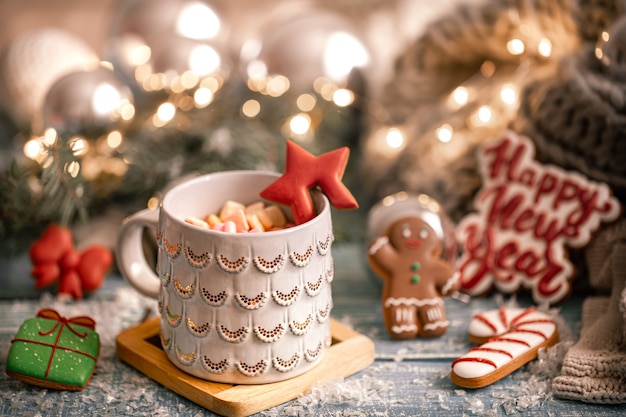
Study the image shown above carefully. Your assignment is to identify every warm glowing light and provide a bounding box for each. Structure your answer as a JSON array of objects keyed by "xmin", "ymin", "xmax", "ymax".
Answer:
[
  {"xmin": 385, "ymin": 128, "xmax": 404, "ymax": 149},
  {"xmin": 70, "ymin": 137, "xmax": 88, "ymax": 156},
  {"xmin": 189, "ymin": 45, "xmax": 220, "ymax": 76},
  {"xmin": 537, "ymin": 38, "xmax": 552, "ymax": 57},
  {"xmin": 452, "ymin": 86, "xmax": 469, "ymax": 106},
  {"xmin": 147, "ymin": 197, "xmax": 159, "ymax": 210},
  {"xmin": 92, "ymin": 83, "xmax": 121, "ymax": 116},
  {"xmin": 131, "ymin": 44, "xmax": 151, "ymax": 66},
  {"xmin": 181, "ymin": 71, "xmax": 200, "ymax": 90},
  {"xmin": 242, "ymin": 99, "xmax": 261, "ymax": 117},
  {"xmin": 246, "ymin": 59, "xmax": 267, "ymax": 81},
  {"xmin": 43, "ymin": 128, "xmax": 58, "ymax": 146},
  {"xmin": 107, "ymin": 130, "xmax": 123, "ymax": 148},
  {"xmin": 157, "ymin": 102, "xmax": 176, "ymax": 122},
  {"xmin": 266, "ymin": 75, "xmax": 290, "ymax": 97},
  {"xmin": 23, "ymin": 138, "xmax": 42, "ymax": 159},
  {"xmin": 480, "ymin": 61, "xmax": 496, "ymax": 77},
  {"xmin": 323, "ymin": 32, "xmax": 369, "ymax": 81},
  {"xmin": 194, "ymin": 87, "xmax": 213, "ymax": 107},
  {"xmin": 65, "ymin": 161, "xmax": 81, "ymax": 178},
  {"xmin": 178, "ymin": 95, "xmax": 195, "ymax": 111},
  {"xmin": 120, "ymin": 101, "xmax": 135, "ymax": 121},
  {"xmin": 289, "ymin": 113, "xmax": 311, "ymax": 135},
  {"xmin": 477, "ymin": 105, "xmax": 493, "ymax": 123},
  {"xmin": 135, "ymin": 64, "xmax": 151, "ymax": 84},
  {"xmin": 436, "ymin": 124, "xmax": 453, "ymax": 143},
  {"xmin": 297, "ymin": 94, "xmax": 316, "ymax": 112},
  {"xmin": 601, "ymin": 31, "xmax": 610, "ymax": 42},
  {"xmin": 507, "ymin": 38, "xmax": 525, "ymax": 55},
  {"xmin": 333, "ymin": 88, "xmax": 354, "ymax": 107},
  {"xmin": 200, "ymin": 76, "xmax": 221, "ymax": 92},
  {"xmin": 177, "ymin": 2, "xmax": 220, "ymax": 40},
  {"xmin": 595, "ymin": 46, "xmax": 604, "ymax": 60},
  {"xmin": 500, "ymin": 84, "xmax": 517, "ymax": 105}
]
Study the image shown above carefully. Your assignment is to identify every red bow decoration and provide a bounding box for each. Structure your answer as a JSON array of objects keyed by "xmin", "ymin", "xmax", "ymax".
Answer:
[
  {"xmin": 30, "ymin": 224, "xmax": 112, "ymax": 299},
  {"xmin": 37, "ymin": 308, "xmax": 97, "ymax": 335}
]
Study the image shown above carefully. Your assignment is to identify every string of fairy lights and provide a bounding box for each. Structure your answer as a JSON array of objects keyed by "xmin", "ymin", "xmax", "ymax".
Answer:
[{"xmin": 370, "ymin": 31, "xmax": 555, "ymax": 161}]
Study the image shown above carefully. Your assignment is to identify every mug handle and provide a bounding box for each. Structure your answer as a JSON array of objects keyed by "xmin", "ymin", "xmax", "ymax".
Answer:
[{"xmin": 116, "ymin": 208, "xmax": 160, "ymax": 299}]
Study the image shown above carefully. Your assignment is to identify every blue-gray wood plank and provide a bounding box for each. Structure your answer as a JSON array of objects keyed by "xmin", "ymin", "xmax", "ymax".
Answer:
[{"xmin": 1, "ymin": 244, "xmax": 624, "ymax": 416}]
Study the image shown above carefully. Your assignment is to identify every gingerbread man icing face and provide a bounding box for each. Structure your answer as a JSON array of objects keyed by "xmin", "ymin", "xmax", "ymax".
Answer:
[{"xmin": 368, "ymin": 216, "xmax": 459, "ymax": 339}]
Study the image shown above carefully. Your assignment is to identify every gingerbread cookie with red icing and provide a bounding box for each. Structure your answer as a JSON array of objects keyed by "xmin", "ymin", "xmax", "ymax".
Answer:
[
  {"xmin": 451, "ymin": 306, "xmax": 558, "ymax": 388},
  {"xmin": 368, "ymin": 216, "xmax": 460, "ymax": 339},
  {"xmin": 457, "ymin": 131, "xmax": 621, "ymax": 305}
]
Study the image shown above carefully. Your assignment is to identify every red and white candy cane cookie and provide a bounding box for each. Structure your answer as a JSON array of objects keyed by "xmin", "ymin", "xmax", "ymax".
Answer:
[{"xmin": 450, "ymin": 306, "xmax": 558, "ymax": 389}]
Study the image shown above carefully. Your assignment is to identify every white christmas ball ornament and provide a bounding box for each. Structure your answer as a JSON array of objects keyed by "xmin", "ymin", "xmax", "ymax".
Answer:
[
  {"xmin": 40, "ymin": 67, "xmax": 134, "ymax": 137},
  {"xmin": 109, "ymin": 0, "xmax": 225, "ymax": 43},
  {"xmin": 241, "ymin": 7, "xmax": 370, "ymax": 94},
  {"xmin": 106, "ymin": 0, "xmax": 228, "ymax": 95},
  {"xmin": 0, "ymin": 28, "xmax": 99, "ymax": 128}
]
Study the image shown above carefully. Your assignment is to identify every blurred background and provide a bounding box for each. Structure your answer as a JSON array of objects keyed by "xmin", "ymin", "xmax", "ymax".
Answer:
[{"xmin": 0, "ymin": 0, "xmax": 620, "ymax": 261}]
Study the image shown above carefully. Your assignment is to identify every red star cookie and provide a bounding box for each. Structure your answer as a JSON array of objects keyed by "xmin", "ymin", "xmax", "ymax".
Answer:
[{"xmin": 260, "ymin": 140, "xmax": 359, "ymax": 224}]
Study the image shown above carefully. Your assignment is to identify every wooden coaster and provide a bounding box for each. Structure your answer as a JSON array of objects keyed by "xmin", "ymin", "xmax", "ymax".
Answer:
[{"xmin": 116, "ymin": 318, "xmax": 375, "ymax": 417}]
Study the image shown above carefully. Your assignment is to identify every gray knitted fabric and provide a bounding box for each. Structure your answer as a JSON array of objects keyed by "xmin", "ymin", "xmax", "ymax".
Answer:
[
  {"xmin": 551, "ymin": 219, "xmax": 626, "ymax": 404},
  {"xmin": 514, "ymin": 47, "xmax": 626, "ymax": 204}
]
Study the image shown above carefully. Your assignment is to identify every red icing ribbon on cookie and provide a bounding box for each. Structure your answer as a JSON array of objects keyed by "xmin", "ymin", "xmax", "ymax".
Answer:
[
  {"xmin": 12, "ymin": 309, "xmax": 97, "ymax": 378},
  {"xmin": 37, "ymin": 308, "xmax": 96, "ymax": 336},
  {"xmin": 30, "ymin": 224, "xmax": 112, "ymax": 299}
]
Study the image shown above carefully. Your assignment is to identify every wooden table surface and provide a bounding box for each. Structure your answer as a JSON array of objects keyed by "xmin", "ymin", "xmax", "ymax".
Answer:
[{"xmin": 1, "ymin": 243, "xmax": 625, "ymax": 416}]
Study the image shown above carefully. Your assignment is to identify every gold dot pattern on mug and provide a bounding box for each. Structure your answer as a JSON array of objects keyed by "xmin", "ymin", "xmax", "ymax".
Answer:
[
  {"xmin": 160, "ymin": 333, "xmax": 172, "ymax": 352},
  {"xmin": 200, "ymin": 289, "xmax": 228, "ymax": 307},
  {"xmin": 160, "ymin": 271, "xmax": 172, "ymax": 287},
  {"xmin": 218, "ymin": 324, "xmax": 250, "ymax": 343},
  {"xmin": 186, "ymin": 317, "xmax": 211, "ymax": 337},
  {"xmin": 184, "ymin": 246, "xmax": 211, "ymax": 269},
  {"xmin": 165, "ymin": 306, "xmax": 182, "ymax": 327},
  {"xmin": 325, "ymin": 264, "xmax": 334, "ymax": 283},
  {"xmin": 304, "ymin": 341, "xmax": 323, "ymax": 362},
  {"xmin": 273, "ymin": 353, "xmax": 302, "ymax": 373},
  {"xmin": 254, "ymin": 323, "xmax": 286, "ymax": 343},
  {"xmin": 175, "ymin": 344, "xmax": 196, "ymax": 366},
  {"xmin": 164, "ymin": 237, "xmax": 181, "ymax": 259},
  {"xmin": 216, "ymin": 254, "xmax": 250, "ymax": 273},
  {"xmin": 289, "ymin": 246, "xmax": 314, "ymax": 267},
  {"xmin": 317, "ymin": 233, "xmax": 333, "ymax": 255},
  {"xmin": 236, "ymin": 360, "xmax": 268, "ymax": 377},
  {"xmin": 316, "ymin": 301, "xmax": 332, "ymax": 323},
  {"xmin": 289, "ymin": 314, "xmax": 313, "ymax": 336},
  {"xmin": 234, "ymin": 291, "xmax": 268, "ymax": 310},
  {"xmin": 253, "ymin": 254, "xmax": 285, "ymax": 273},
  {"xmin": 304, "ymin": 275, "xmax": 324, "ymax": 297},
  {"xmin": 271, "ymin": 286, "xmax": 301, "ymax": 306},
  {"xmin": 202, "ymin": 357, "xmax": 229, "ymax": 374},
  {"xmin": 173, "ymin": 277, "xmax": 195, "ymax": 299}
]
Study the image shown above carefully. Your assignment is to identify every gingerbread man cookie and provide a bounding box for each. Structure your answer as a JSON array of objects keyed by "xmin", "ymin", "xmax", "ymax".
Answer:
[{"xmin": 368, "ymin": 216, "xmax": 460, "ymax": 339}]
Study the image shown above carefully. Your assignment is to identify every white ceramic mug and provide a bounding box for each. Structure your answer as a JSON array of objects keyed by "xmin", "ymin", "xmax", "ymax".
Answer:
[{"xmin": 116, "ymin": 170, "xmax": 335, "ymax": 384}]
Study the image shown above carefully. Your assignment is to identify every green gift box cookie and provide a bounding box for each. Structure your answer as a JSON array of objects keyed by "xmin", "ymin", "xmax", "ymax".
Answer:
[{"xmin": 6, "ymin": 309, "xmax": 100, "ymax": 391}]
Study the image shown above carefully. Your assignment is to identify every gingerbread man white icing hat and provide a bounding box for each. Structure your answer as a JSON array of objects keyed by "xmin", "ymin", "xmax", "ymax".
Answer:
[{"xmin": 368, "ymin": 192, "xmax": 457, "ymax": 261}]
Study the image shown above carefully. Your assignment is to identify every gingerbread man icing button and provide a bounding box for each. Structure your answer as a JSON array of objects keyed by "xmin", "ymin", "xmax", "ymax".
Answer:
[{"xmin": 367, "ymin": 192, "xmax": 460, "ymax": 339}]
